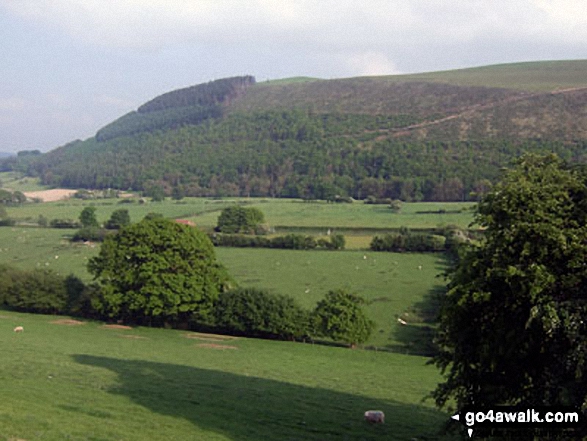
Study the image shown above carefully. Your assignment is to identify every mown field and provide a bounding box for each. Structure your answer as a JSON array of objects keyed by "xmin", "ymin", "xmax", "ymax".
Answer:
[{"xmin": 0, "ymin": 310, "xmax": 457, "ymax": 441}]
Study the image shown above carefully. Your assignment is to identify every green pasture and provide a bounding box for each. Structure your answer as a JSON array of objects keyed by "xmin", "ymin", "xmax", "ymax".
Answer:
[
  {"xmin": 4, "ymin": 198, "xmax": 236, "ymax": 226},
  {"xmin": 216, "ymin": 248, "xmax": 445, "ymax": 349},
  {"xmin": 0, "ymin": 227, "xmax": 99, "ymax": 280},
  {"xmin": 0, "ymin": 227, "xmax": 446, "ymax": 349},
  {"xmin": 0, "ymin": 310, "xmax": 457, "ymax": 440},
  {"xmin": 188, "ymin": 199, "xmax": 476, "ymax": 231},
  {"xmin": 379, "ymin": 59, "xmax": 587, "ymax": 92},
  {"xmin": 0, "ymin": 171, "xmax": 47, "ymax": 192},
  {"xmin": 5, "ymin": 197, "xmax": 475, "ymax": 233}
]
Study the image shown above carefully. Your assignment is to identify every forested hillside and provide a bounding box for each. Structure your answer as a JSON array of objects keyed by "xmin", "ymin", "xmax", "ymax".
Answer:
[{"xmin": 5, "ymin": 61, "xmax": 587, "ymax": 201}]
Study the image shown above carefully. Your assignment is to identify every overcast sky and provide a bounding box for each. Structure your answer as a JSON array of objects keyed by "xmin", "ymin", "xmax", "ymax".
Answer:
[{"xmin": 1, "ymin": 0, "xmax": 586, "ymax": 153}]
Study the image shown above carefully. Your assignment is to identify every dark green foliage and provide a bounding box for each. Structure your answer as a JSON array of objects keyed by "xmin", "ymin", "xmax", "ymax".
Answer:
[
  {"xmin": 0, "ymin": 265, "xmax": 97, "ymax": 317},
  {"xmin": 208, "ymin": 233, "xmax": 344, "ymax": 250},
  {"xmin": 364, "ymin": 196, "xmax": 392, "ymax": 204},
  {"xmin": 138, "ymin": 76, "xmax": 255, "ymax": 113},
  {"xmin": 0, "ymin": 188, "xmax": 26, "ymax": 205},
  {"xmin": 370, "ymin": 233, "xmax": 446, "ymax": 252},
  {"xmin": 213, "ymin": 287, "xmax": 310, "ymax": 340},
  {"xmin": 50, "ymin": 218, "xmax": 81, "ymax": 228},
  {"xmin": 104, "ymin": 209, "xmax": 130, "ymax": 229},
  {"xmin": 269, "ymin": 234, "xmax": 317, "ymax": 250},
  {"xmin": 79, "ymin": 206, "xmax": 99, "ymax": 228},
  {"xmin": 95, "ymin": 76, "xmax": 255, "ymax": 142},
  {"xmin": 24, "ymin": 107, "xmax": 587, "ymax": 201},
  {"xmin": 0, "ymin": 265, "xmax": 68, "ymax": 314},
  {"xmin": 432, "ymin": 154, "xmax": 587, "ymax": 423},
  {"xmin": 0, "ymin": 218, "xmax": 15, "ymax": 226},
  {"xmin": 37, "ymin": 215, "xmax": 48, "ymax": 227},
  {"xmin": 216, "ymin": 206, "xmax": 266, "ymax": 234},
  {"xmin": 312, "ymin": 289, "xmax": 375, "ymax": 347},
  {"xmin": 71, "ymin": 227, "xmax": 110, "ymax": 242},
  {"xmin": 88, "ymin": 218, "xmax": 232, "ymax": 325}
]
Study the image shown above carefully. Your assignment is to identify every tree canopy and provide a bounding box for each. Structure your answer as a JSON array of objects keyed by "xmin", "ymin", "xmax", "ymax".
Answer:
[
  {"xmin": 432, "ymin": 154, "xmax": 587, "ymax": 423},
  {"xmin": 216, "ymin": 205, "xmax": 266, "ymax": 234},
  {"xmin": 312, "ymin": 289, "xmax": 374, "ymax": 347},
  {"xmin": 88, "ymin": 218, "xmax": 232, "ymax": 325}
]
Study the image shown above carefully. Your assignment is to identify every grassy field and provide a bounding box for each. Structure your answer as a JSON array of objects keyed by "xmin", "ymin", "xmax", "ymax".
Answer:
[
  {"xmin": 0, "ymin": 227, "xmax": 446, "ymax": 349},
  {"xmin": 0, "ymin": 171, "xmax": 48, "ymax": 192},
  {"xmin": 5, "ymin": 198, "xmax": 475, "ymax": 231},
  {"xmin": 0, "ymin": 310, "xmax": 457, "ymax": 441},
  {"xmin": 216, "ymin": 248, "xmax": 445, "ymax": 349},
  {"xmin": 189, "ymin": 200, "xmax": 476, "ymax": 231}
]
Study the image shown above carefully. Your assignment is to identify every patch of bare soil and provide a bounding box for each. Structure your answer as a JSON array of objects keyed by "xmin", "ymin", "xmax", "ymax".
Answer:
[
  {"xmin": 118, "ymin": 334, "xmax": 147, "ymax": 339},
  {"xmin": 23, "ymin": 189, "xmax": 77, "ymax": 202},
  {"xmin": 182, "ymin": 332, "xmax": 238, "ymax": 341},
  {"xmin": 101, "ymin": 324, "xmax": 133, "ymax": 330},
  {"xmin": 195, "ymin": 343, "xmax": 238, "ymax": 350},
  {"xmin": 0, "ymin": 315, "xmax": 10, "ymax": 319},
  {"xmin": 50, "ymin": 319, "xmax": 85, "ymax": 326}
]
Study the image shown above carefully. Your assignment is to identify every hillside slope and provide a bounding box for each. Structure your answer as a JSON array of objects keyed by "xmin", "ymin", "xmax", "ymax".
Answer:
[{"xmin": 6, "ymin": 60, "xmax": 587, "ymax": 201}]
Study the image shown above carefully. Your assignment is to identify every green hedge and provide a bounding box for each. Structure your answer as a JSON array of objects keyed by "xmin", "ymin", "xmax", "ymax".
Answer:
[
  {"xmin": 370, "ymin": 233, "xmax": 446, "ymax": 252},
  {"xmin": 208, "ymin": 233, "xmax": 345, "ymax": 250},
  {"xmin": 213, "ymin": 287, "xmax": 311, "ymax": 341}
]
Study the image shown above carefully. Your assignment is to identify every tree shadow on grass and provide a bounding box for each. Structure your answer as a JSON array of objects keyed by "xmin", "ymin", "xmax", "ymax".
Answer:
[{"xmin": 73, "ymin": 355, "xmax": 458, "ymax": 441}]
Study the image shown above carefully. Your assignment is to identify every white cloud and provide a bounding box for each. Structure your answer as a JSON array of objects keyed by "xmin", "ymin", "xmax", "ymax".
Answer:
[{"xmin": 5, "ymin": 0, "xmax": 585, "ymax": 50}]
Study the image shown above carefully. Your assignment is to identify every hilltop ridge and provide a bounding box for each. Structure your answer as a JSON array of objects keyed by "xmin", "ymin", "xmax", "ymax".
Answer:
[{"xmin": 4, "ymin": 60, "xmax": 587, "ymax": 201}]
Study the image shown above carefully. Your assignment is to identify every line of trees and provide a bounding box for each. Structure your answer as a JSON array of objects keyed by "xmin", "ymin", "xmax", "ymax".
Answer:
[{"xmin": 7, "ymin": 105, "xmax": 585, "ymax": 201}]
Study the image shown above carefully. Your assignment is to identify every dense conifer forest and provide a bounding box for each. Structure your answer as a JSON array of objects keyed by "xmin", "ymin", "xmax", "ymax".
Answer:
[{"xmin": 3, "ymin": 62, "xmax": 587, "ymax": 201}]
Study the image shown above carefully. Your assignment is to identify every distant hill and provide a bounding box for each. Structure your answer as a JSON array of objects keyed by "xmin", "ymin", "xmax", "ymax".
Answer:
[
  {"xmin": 0, "ymin": 152, "xmax": 14, "ymax": 158},
  {"xmin": 8, "ymin": 60, "xmax": 587, "ymax": 201}
]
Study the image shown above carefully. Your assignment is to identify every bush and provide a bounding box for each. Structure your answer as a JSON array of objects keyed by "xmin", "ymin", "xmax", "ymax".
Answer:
[
  {"xmin": 370, "ymin": 232, "xmax": 447, "ymax": 252},
  {"xmin": 50, "ymin": 218, "xmax": 81, "ymax": 228},
  {"xmin": 312, "ymin": 289, "xmax": 374, "ymax": 347},
  {"xmin": 216, "ymin": 206, "xmax": 266, "ymax": 234},
  {"xmin": 213, "ymin": 288, "xmax": 310, "ymax": 340},
  {"xmin": 72, "ymin": 227, "xmax": 110, "ymax": 242},
  {"xmin": 104, "ymin": 208, "xmax": 131, "ymax": 229},
  {"xmin": 0, "ymin": 265, "xmax": 99, "ymax": 317},
  {"xmin": 0, "ymin": 218, "xmax": 16, "ymax": 227}
]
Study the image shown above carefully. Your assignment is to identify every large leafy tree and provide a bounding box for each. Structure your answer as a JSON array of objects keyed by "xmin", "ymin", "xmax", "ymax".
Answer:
[
  {"xmin": 312, "ymin": 289, "xmax": 374, "ymax": 347},
  {"xmin": 216, "ymin": 205, "xmax": 266, "ymax": 234},
  {"xmin": 88, "ymin": 218, "xmax": 232, "ymax": 325},
  {"xmin": 432, "ymin": 154, "xmax": 587, "ymax": 417}
]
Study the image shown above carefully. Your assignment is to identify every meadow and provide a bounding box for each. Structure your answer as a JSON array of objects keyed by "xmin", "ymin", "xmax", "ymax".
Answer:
[
  {"xmin": 0, "ymin": 227, "xmax": 445, "ymax": 349},
  {"xmin": 4, "ymin": 196, "xmax": 475, "ymax": 234},
  {"xmin": 0, "ymin": 192, "xmax": 464, "ymax": 439},
  {"xmin": 0, "ymin": 310, "xmax": 457, "ymax": 441}
]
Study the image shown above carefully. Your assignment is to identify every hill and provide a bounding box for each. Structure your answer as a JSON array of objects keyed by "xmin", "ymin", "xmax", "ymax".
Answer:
[{"xmin": 5, "ymin": 60, "xmax": 587, "ymax": 201}]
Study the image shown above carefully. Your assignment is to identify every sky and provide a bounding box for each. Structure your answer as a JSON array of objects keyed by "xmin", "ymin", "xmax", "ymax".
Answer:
[{"xmin": 1, "ymin": 0, "xmax": 586, "ymax": 153}]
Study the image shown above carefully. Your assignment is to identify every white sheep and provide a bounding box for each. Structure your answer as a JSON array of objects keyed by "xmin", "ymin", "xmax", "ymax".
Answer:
[
  {"xmin": 13, "ymin": 326, "xmax": 24, "ymax": 333},
  {"xmin": 364, "ymin": 410, "xmax": 385, "ymax": 423},
  {"xmin": 397, "ymin": 318, "xmax": 408, "ymax": 326}
]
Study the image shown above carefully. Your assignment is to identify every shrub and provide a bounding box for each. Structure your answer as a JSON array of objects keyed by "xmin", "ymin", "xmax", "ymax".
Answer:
[
  {"xmin": 216, "ymin": 206, "xmax": 266, "ymax": 234},
  {"xmin": 50, "ymin": 219, "xmax": 81, "ymax": 228},
  {"xmin": 213, "ymin": 288, "xmax": 310, "ymax": 340},
  {"xmin": 72, "ymin": 227, "xmax": 110, "ymax": 242},
  {"xmin": 312, "ymin": 289, "xmax": 374, "ymax": 347}
]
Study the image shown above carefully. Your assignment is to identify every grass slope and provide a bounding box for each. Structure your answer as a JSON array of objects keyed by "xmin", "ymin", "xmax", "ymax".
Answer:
[{"xmin": 0, "ymin": 311, "xmax": 457, "ymax": 440}]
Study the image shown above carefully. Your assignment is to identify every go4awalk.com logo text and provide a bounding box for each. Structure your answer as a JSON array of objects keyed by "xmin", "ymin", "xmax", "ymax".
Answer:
[{"xmin": 450, "ymin": 406, "xmax": 583, "ymax": 438}]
